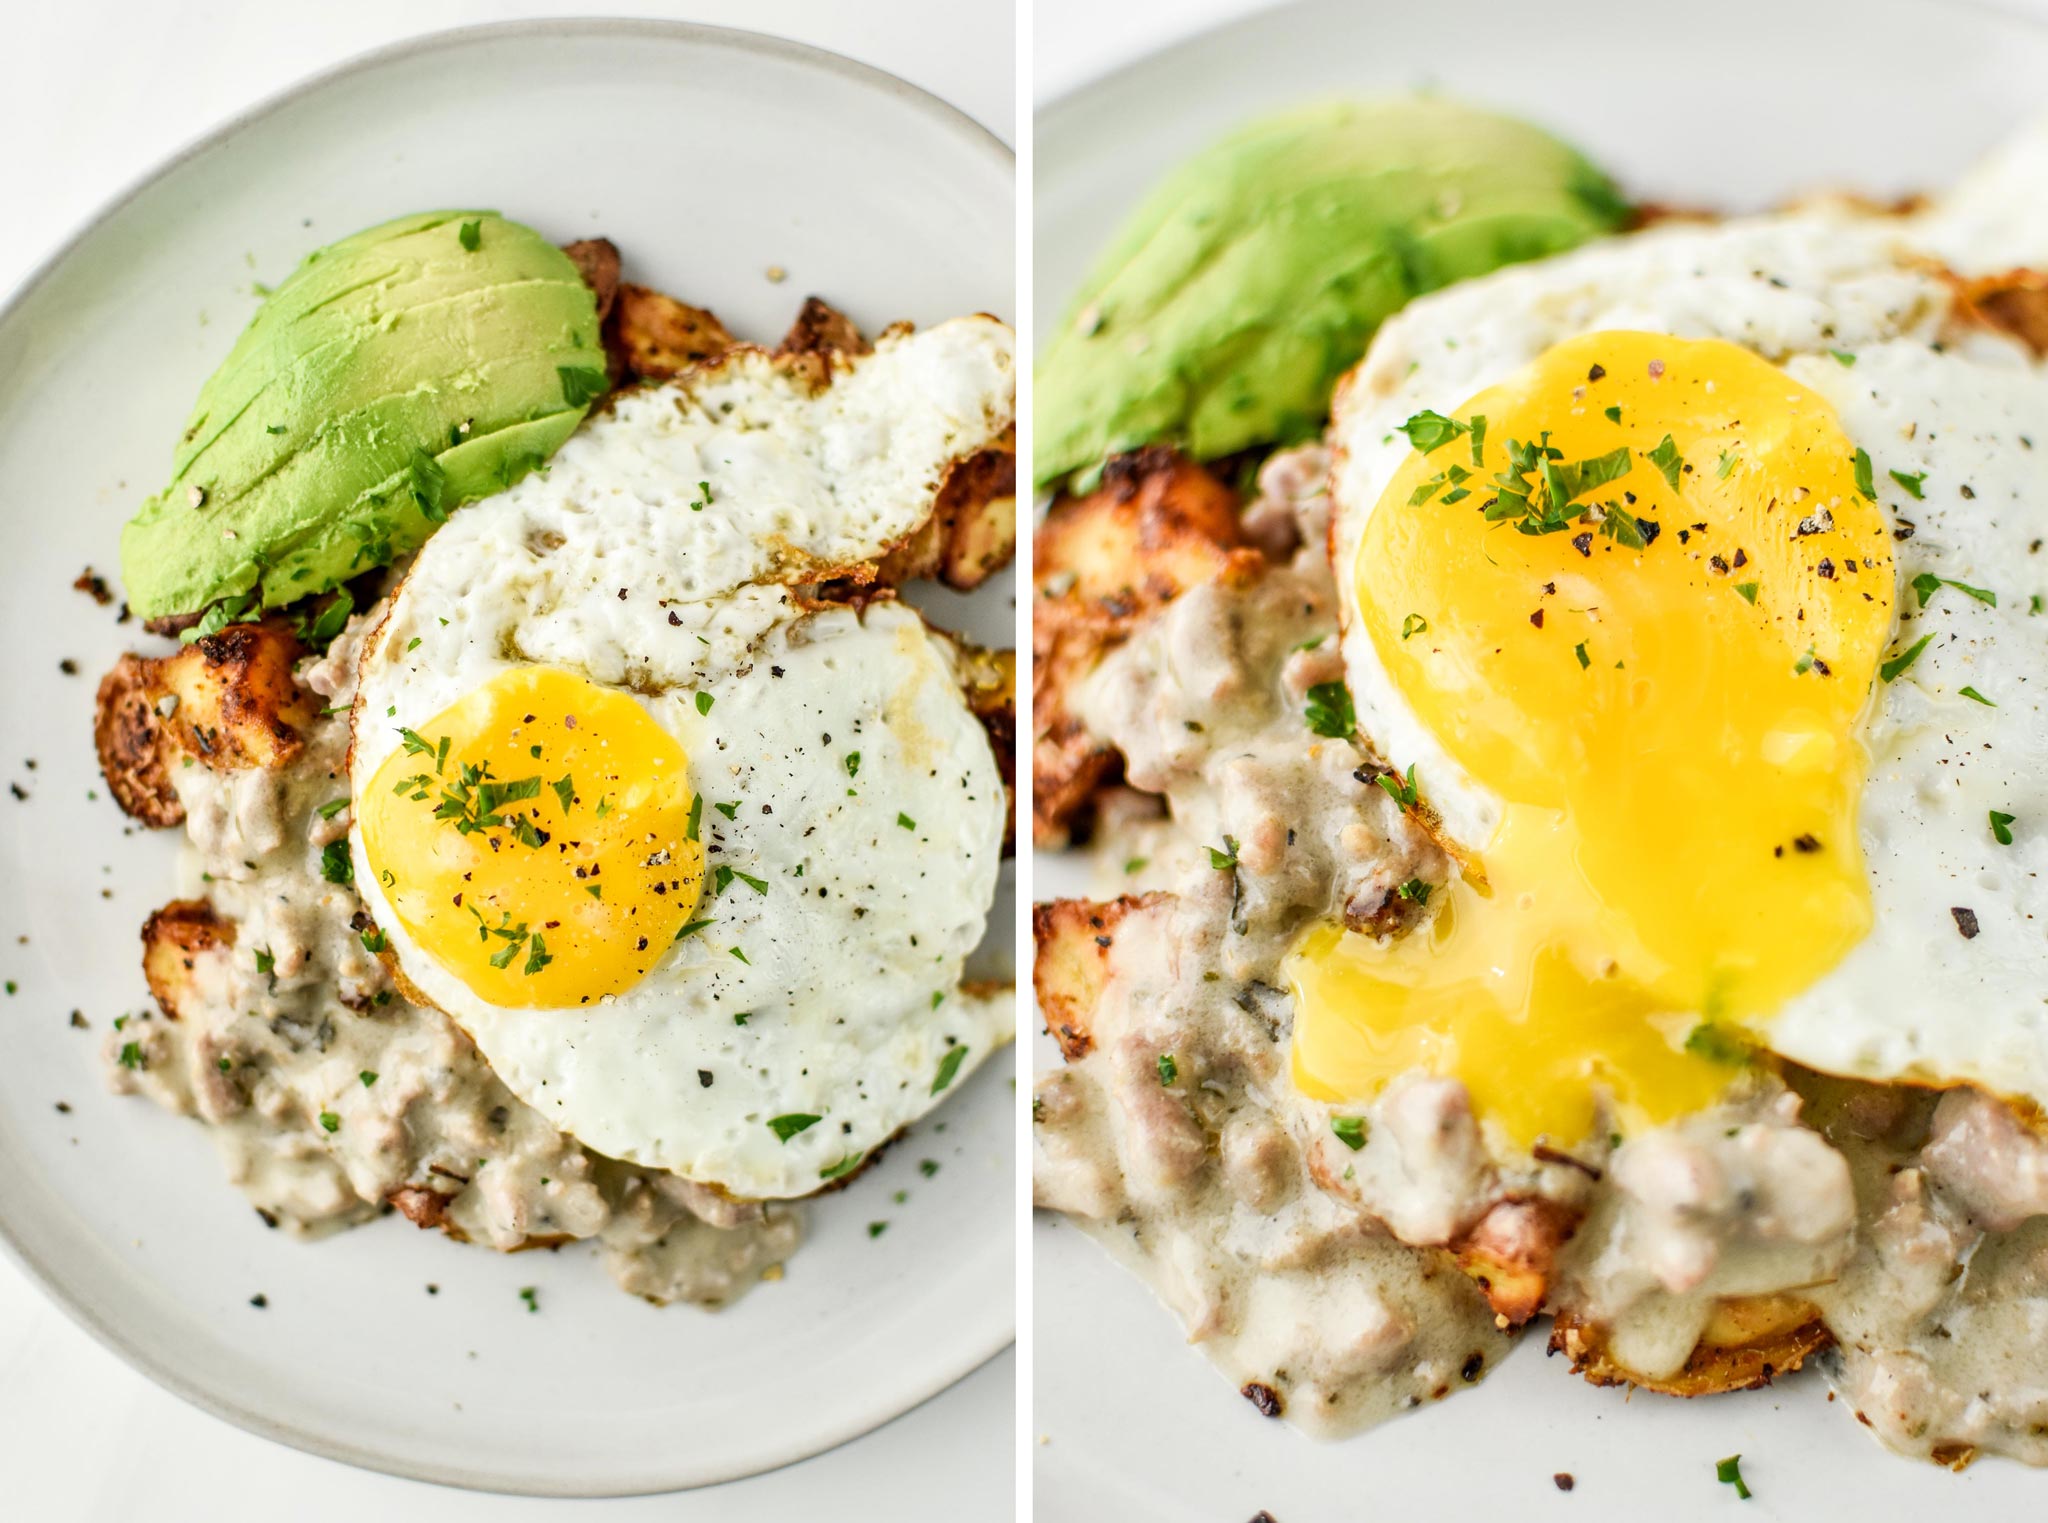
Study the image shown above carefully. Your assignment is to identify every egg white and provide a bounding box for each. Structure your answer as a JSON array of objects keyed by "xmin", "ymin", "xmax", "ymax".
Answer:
[{"xmin": 347, "ymin": 316, "xmax": 1015, "ymax": 1198}]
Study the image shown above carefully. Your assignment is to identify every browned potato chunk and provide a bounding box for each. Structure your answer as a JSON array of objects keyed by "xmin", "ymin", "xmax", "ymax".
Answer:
[
  {"xmin": 95, "ymin": 621, "xmax": 314, "ymax": 827},
  {"xmin": 777, "ymin": 295, "xmax": 872, "ymax": 361},
  {"xmin": 1033, "ymin": 448, "xmax": 1259, "ymax": 845},
  {"xmin": 1452, "ymin": 1197, "xmax": 1580, "ymax": 1330},
  {"xmin": 1032, "ymin": 894, "xmax": 1165, "ymax": 1062},
  {"xmin": 878, "ymin": 433, "xmax": 1018, "ymax": 592},
  {"xmin": 956, "ymin": 643, "xmax": 1017, "ymax": 852},
  {"xmin": 609, "ymin": 282, "xmax": 736, "ymax": 380},
  {"xmin": 1951, "ymin": 267, "xmax": 2048, "ymax": 356},
  {"xmin": 560, "ymin": 237, "xmax": 621, "ymax": 322},
  {"xmin": 1550, "ymin": 1294, "xmax": 1832, "ymax": 1396},
  {"xmin": 141, "ymin": 899, "xmax": 233, "ymax": 1020}
]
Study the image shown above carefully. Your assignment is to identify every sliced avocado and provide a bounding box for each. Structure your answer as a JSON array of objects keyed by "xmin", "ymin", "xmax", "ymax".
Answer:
[
  {"xmin": 121, "ymin": 211, "xmax": 606, "ymax": 620},
  {"xmin": 1034, "ymin": 99, "xmax": 1631, "ymax": 490}
]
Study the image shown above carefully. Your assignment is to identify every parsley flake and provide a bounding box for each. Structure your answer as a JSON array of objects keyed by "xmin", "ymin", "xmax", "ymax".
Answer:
[
  {"xmin": 768, "ymin": 1113, "xmax": 821, "ymax": 1142},
  {"xmin": 931, "ymin": 1045, "xmax": 969, "ymax": 1095}
]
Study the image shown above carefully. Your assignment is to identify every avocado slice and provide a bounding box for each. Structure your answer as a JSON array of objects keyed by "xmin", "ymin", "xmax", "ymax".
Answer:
[
  {"xmin": 1034, "ymin": 99, "xmax": 1631, "ymax": 490},
  {"xmin": 121, "ymin": 211, "xmax": 606, "ymax": 620}
]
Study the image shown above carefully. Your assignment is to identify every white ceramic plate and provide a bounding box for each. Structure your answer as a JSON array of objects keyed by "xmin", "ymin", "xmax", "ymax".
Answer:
[
  {"xmin": 1034, "ymin": 0, "xmax": 2048, "ymax": 1516},
  {"xmin": 0, "ymin": 19, "xmax": 1014, "ymax": 1498}
]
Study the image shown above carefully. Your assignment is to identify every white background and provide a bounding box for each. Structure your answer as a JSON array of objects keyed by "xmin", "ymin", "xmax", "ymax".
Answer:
[{"xmin": 0, "ymin": 3, "xmax": 1012, "ymax": 1519}]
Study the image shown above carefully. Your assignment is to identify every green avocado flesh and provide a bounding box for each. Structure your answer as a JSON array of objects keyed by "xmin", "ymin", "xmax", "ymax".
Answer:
[
  {"xmin": 1033, "ymin": 98, "xmax": 1631, "ymax": 490},
  {"xmin": 121, "ymin": 210, "xmax": 605, "ymax": 620}
]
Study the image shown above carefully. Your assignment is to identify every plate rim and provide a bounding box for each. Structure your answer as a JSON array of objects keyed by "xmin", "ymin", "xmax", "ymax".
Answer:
[{"xmin": 0, "ymin": 15, "xmax": 1013, "ymax": 1499}]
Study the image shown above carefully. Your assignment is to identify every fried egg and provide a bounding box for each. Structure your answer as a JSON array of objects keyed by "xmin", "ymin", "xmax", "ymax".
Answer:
[
  {"xmin": 1297, "ymin": 204, "xmax": 2048, "ymax": 1152},
  {"xmin": 348, "ymin": 318, "xmax": 1015, "ymax": 1198}
]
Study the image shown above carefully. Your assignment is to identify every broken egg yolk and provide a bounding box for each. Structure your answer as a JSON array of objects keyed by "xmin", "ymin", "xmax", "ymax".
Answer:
[{"xmin": 1288, "ymin": 332, "xmax": 1895, "ymax": 1147}]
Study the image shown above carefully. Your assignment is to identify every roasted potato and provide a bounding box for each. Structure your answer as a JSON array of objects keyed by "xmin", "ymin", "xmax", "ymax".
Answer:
[
  {"xmin": 1550, "ymin": 1294, "xmax": 1832, "ymax": 1396},
  {"xmin": 1033, "ymin": 447, "xmax": 1258, "ymax": 845},
  {"xmin": 1950, "ymin": 267, "xmax": 2048, "ymax": 357},
  {"xmin": 1032, "ymin": 894, "xmax": 1166, "ymax": 1061},
  {"xmin": 140, "ymin": 899, "xmax": 233, "ymax": 1020},
  {"xmin": 878, "ymin": 433, "xmax": 1018, "ymax": 592},
  {"xmin": 95, "ymin": 620, "xmax": 315, "ymax": 827},
  {"xmin": 560, "ymin": 237, "xmax": 621, "ymax": 322},
  {"xmin": 1453, "ymin": 1196, "xmax": 1580, "ymax": 1330},
  {"xmin": 955, "ymin": 643, "xmax": 1017, "ymax": 851},
  {"xmin": 777, "ymin": 295, "xmax": 872, "ymax": 361},
  {"xmin": 608, "ymin": 282, "xmax": 736, "ymax": 381}
]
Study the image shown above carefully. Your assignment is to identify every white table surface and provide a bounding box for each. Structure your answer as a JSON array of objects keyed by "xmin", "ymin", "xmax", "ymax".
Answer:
[{"xmin": 0, "ymin": 3, "xmax": 1013, "ymax": 1519}]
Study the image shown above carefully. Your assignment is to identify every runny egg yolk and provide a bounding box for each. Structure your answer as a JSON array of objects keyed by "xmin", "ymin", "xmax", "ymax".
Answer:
[
  {"xmin": 1288, "ymin": 332, "xmax": 1896, "ymax": 1148},
  {"xmin": 360, "ymin": 666, "xmax": 705, "ymax": 1009}
]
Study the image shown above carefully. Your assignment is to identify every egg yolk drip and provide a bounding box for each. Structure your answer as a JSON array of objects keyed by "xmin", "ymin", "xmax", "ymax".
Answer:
[
  {"xmin": 1289, "ymin": 332, "xmax": 1896, "ymax": 1147},
  {"xmin": 360, "ymin": 666, "xmax": 705, "ymax": 1009}
]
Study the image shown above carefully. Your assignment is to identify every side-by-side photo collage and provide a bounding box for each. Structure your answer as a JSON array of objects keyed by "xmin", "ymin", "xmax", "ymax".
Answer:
[{"xmin": 2, "ymin": 1, "xmax": 2045, "ymax": 1518}]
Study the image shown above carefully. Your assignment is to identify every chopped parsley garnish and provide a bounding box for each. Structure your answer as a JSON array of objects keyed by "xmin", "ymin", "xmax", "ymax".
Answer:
[
  {"xmin": 407, "ymin": 448, "xmax": 447, "ymax": 523},
  {"xmin": 406, "ymin": 637, "xmax": 421, "ymax": 652},
  {"xmin": 1684, "ymin": 1023, "xmax": 1753, "ymax": 1067},
  {"xmin": 845, "ymin": 752, "xmax": 861, "ymax": 778},
  {"xmin": 897, "ymin": 812, "xmax": 917, "ymax": 830},
  {"xmin": 117, "ymin": 1041, "xmax": 143, "ymax": 1070},
  {"xmin": 181, "ymin": 593, "xmax": 257, "ymax": 645},
  {"xmin": 1793, "ymin": 645, "xmax": 1818, "ymax": 676},
  {"xmin": 458, "ymin": 219, "xmax": 481, "ymax": 252},
  {"xmin": 1959, "ymin": 685, "xmax": 1996, "ymax": 706},
  {"xmin": 695, "ymin": 692, "xmax": 714, "ymax": 716},
  {"xmin": 550, "ymin": 775, "xmax": 575, "ymax": 813},
  {"xmin": 1395, "ymin": 878, "xmax": 1431, "ymax": 904},
  {"xmin": 1991, "ymin": 810, "xmax": 2017, "ymax": 846},
  {"xmin": 1603, "ymin": 405, "xmax": 1622, "ymax": 423},
  {"xmin": 730, "ymin": 869, "xmax": 768, "ymax": 895},
  {"xmin": 1303, "ymin": 681, "xmax": 1355, "ymax": 738},
  {"xmin": 692, "ymin": 480, "xmax": 713, "ymax": 512},
  {"xmin": 1395, "ymin": 409, "xmax": 1470, "ymax": 452},
  {"xmin": 1124, "ymin": 857, "xmax": 1148, "ymax": 875},
  {"xmin": 868, "ymin": 1221, "xmax": 888, "ymax": 1238},
  {"xmin": 557, "ymin": 366, "xmax": 609, "ymax": 407},
  {"xmin": 1714, "ymin": 1455, "xmax": 1752, "ymax": 1501},
  {"xmin": 1889, "ymin": 468, "xmax": 1928, "ymax": 500},
  {"xmin": 674, "ymin": 918, "xmax": 714, "ymax": 940},
  {"xmin": 1574, "ymin": 641, "xmax": 1590, "ymax": 670},
  {"xmin": 686, "ymin": 793, "xmax": 703, "ymax": 841},
  {"xmin": 920, "ymin": 1159, "xmax": 940, "ymax": 1178},
  {"xmin": 931, "ymin": 1044, "xmax": 969, "ymax": 1095},
  {"xmin": 317, "ymin": 1111, "xmax": 340, "ymax": 1134},
  {"xmin": 729, "ymin": 947, "xmax": 750, "ymax": 965},
  {"xmin": 359, "ymin": 1071, "xmax": 378, "ymax": 1088},
  {"xmin": 1734, "ymin": 581, "xmax": 1759, "ymax": 605},
  {"xmin": 360, "ymin": 927, "xmax": 387, "ymax": 954},
  {"xmin": 1852, "ymin": 448, "xmax": 1877, "ymax": 500},
  {"xmin": 319, "ymin": 840, "xmax": 353, "ymax": 885},
  {"xmin": 1376, "ymin": 765, "xmax": 1420, "ymax": 809},
  {"xmin": 1645, "ymin": 434, "xmax": 1684, "ymax": 490},
  {"xmin": 1911, "ymin": 572, "xmax": 1996, "ymax": 608},
  {"xmin": 519, "ymin": 1286, "xmax": 539, "ymax": 1314},
  {"xmin": 1207, "ymin": 836, "xmax": 1239, "ymax": 871},
  {"xmin": 300, "ymin": 590, "xmax": 355, "ymax": 648},
  {"xmin": 1292, "ymin": 634, "xmax": 1325, "ymax": 652},
  {"xmin": 253, "ymin": 947, "xmax": 275, "ymax": 977},
  {"xmin": 523, "ymin": 933, "xmax": 553, "ymax": 976},
  {"xmin": 713, "ymin": 800, "xmax": 739, "ymax": 820},
  {"xmin": 1401, "ymin": 613, "xmax": 1428, "ymax": 640},
  {"xmin": 433, "ymin": 765, "xmax": 544, "ymax": 845},
  {"xmin": 1830, "ymin": 350, "xmax": 1857, "ymax": 367},
  {"xmin": 316, "ymin": 797, "xmax": 349, "ymax": 820},
  {"xmin": 1330, "ymin": 1115, "xmax": 1368, "ymax": 1151},
  {"xmin": 1880, "ymin": 633, "xmax": 1934, "ymax": 682},
  {"xmin": 1716, "ymin": 450, "xmax": 1740, "ymax": 480},
  {"xmin": 1156, "ymin": 1053, "xmax": 1178, "ymax": 1085},
  {"xmin": 768, "ymin": 1113, "xmax": 821, "ymax": 1142},
  {"xmin": 819, "ymin": 1153, "xmax": 865, "ymax": 1181}
]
